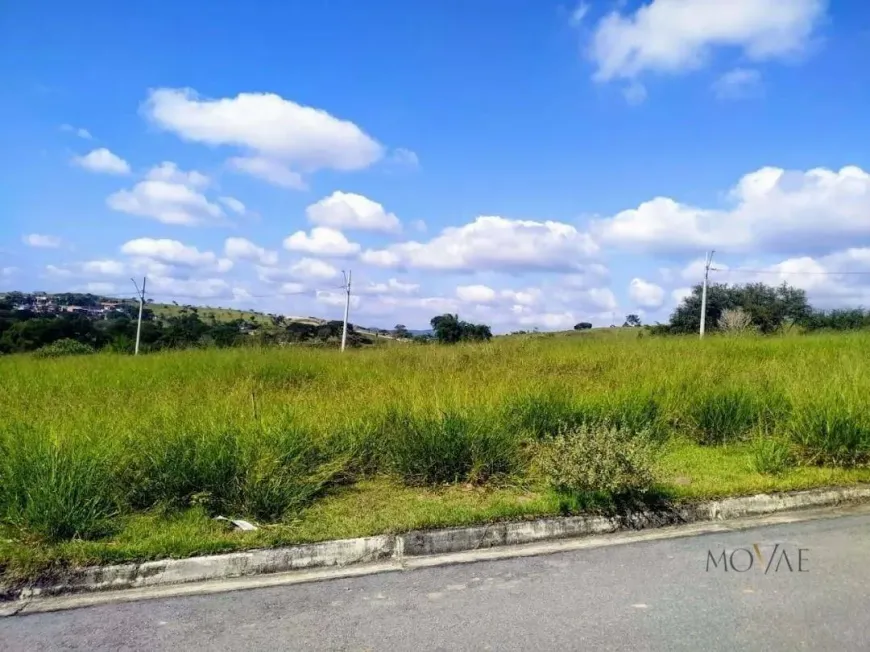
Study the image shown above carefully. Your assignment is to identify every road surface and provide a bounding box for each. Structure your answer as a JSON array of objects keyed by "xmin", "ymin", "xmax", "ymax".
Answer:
[{"xmin": 3, "ymin": 509, "xmax": 870, "ymax": 651}]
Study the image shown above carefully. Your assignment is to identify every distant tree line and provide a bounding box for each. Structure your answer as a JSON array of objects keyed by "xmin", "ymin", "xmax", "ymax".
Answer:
[
  {"xmin": 651, "ymin": 282, "xmax": 870, "ymax": 335},
  {"xmin": 0, "ymin": 293, "xmax": 496, "ymax": 354}
]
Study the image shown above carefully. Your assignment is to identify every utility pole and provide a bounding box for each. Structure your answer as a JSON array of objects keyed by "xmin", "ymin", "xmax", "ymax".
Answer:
[
  {"xmin": 131, "ymin": 276, "xmax": 146, "ymax": 355},
  {"xmin": 340, "ymin": 270, "xmax": 352, "ymax": 352},
  {"xmin": 699, "ymin": 250, "xmax": 714, "ymax": 338}
]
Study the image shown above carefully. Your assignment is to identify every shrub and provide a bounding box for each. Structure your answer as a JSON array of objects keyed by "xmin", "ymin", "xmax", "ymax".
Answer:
[
  {"xmin": 718, "ymin": 308, "xmax": 754, "ymax": 335},
  {"xmin": 33, "ymin": 338, "xmax": 95, "ymax": 358},
  {"xmin": 536, "ymin": 424, "xmax": 656, "ymax": 496}
]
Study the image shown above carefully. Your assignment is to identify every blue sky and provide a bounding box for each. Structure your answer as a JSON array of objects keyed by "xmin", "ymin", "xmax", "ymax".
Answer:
[{"xmin": 2, "ymin": 0, "xmax": 870, "ymax": 331}]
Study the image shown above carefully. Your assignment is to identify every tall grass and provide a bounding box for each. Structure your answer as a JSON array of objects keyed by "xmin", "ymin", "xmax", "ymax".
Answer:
[{"xmin": 2, "ymin": 332, "xmax": 870, "ymax": 541}]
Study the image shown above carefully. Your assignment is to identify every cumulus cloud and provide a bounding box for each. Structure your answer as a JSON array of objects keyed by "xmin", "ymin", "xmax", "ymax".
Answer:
[
  {"xmin": 61, "ymin": 124, "xmax": 92, "ymax": 139},
  {"xmin": 289, "ymin": 258, "xmax": 339, "ymax": 280},
  {"xmin": 317, "ymin": 290, "xmax": 360, "ymax": 308},
  {"xmin": 712, "ymin": 67, "xmax": 763, "ymax": 99},
  {"xmin": 456, "ymin": 284, "xmax": 498, "ymax": 303},
  {"xmin": 143, "ymin": 88, "xmax": 383, "ymax": 187},
  {"xmin": 120, "ymin": 238, "xmax": 233, "ymax": 273},
  {"xmin": 361, "ymin": 216, "xmax": 598, "ymax": 272},
  {"xmin": 1, "ymin": 266, "xmax": 19, "ymax": 278},
  {"xmin": 218, "ymin": 197, "xmax": 247, "ymax": 215},
  {"xmin": 146, "ymin": 161, "xmax": 210, "ymax": 187},
  {"xmin": 717, "ymin": 248, "xmax": 870, "ymax": 309},
  {"xmin": 145, "ymin": 276, "xmax": 232, "ymax": 299},
  {"xmin": 72, "ymin": 148, "xmax": 131, "ymax": 175},
  {"xmin": 283, "ymin": 227, "xmax": 361, "ymax": 257},
  {"xmin": 359, "ymin": 278, "xmax": 420, "ymax": 295},
  {"xmin": 306, "ymin": 191, "xmax": 401, "ymax": 232},
  {"xmin": 227, "ymin": 157, "xmax": 306, "ymax": 189},
  {"xmin": 224, "ymin": 237, "xmax": 278, "ymax": 266},
  {"xmin": 388, "ymin": 148, "xmax": 420, "ymax": 168},
  {"xmin": 589, "ymin": 0, "xmax": 825, "ymax": 82},
  {"xmin": 629, "ymin": 278, "xmax": 665, "ymax": 308},
  {"xmin": 595, "ymin": 165, "xmax": 870, "ymax": 254},
  {"xmin": 23, "ymin": 234, "xmax": 62, "ymax": 248},
  {"xmin": 671, "ymin": 287, "xmax": 693, "ymax": 305},
  {"xmin": 82, "ymin": 259, "xmax": 127, "ymax": 276},
  {"xmin": 107, "ymin": 163, "xmax": 224, "ymax": 226}
]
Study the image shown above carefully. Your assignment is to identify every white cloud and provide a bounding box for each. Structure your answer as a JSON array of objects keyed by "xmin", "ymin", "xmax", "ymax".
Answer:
[
  {"xmin": 83, "ymin": 282, "xmax": 117, "ymax": 295},
  {"xmin": 456, "ymin": 284, "xmax": 497, "ymax": 303},
  {"xmin": 360, "ymin": 249, "xmax": 402, "ymax": 267},
  {"xmin": 360, "ymin": 278, "xmax": 419, "ymax": 295},
  {"xmin": 23, "ymin": 233, "xmax": 62, "ymax": 248},
  {"xmin": 120, "ymin": 238, "xmax": 232, "ymax": 272},
  {"xmin": 1, "ymin": 266, "xmax": 19, "ymax": 277},
  {"xmin": 146, "ymin": 161, "xmax": 210, "ymax": 188},
  {"xmin": 61, "ymin": 124, "xmax": 92, "ymax": 140},
  {"xmin": 517, "ymin": 312, "xmax": 577, "ymax": 330},
  {"xmin": 290, "ymin": 258, "xmax": 339, "ymax": 280},
  {"xmin": 228, "ymin": 156, "xmax": 306, "ymax": 189},
  {"xmin": 361, "ymin": 215, "xmax": 598, "ymax": 272},
  {"xmin": 82, "ymin": 259, "xmax": 127, "ymax": 276},
  {"xmin": 46, "ymin": 265, "xmax": 73, "ymax": 277},
  {"xmin": 218, "ymin": 196, "xmax": 246, "ymax": 215},
  {"xmin": 143, "ymin": 88, "xmax": 383, "ymax": 187},
  {"xmin": 595, "ymin": 165, "xmax": 870, "ymax": 254},
  {"xmin": 713, "ymin": 67, "xmax": 763, "ymax": 99},
  {"xmin": 720, "ymin": 248, "xmax": 870, "ymax": 309},
  {"xmin": 283, "ymin": 227, "xmax": 361, "ymax": 257},
  {"xmin": 316, "ymin": 290, "xmax": 359, "ymax": 308},
  {"xmin": 72, "ymin": 148, "xmax": 131, "ymax": 175},
  {"xmin": 570, "ymin": 2, "xmax": 590, "ymax": 26},
  {"xmin": 278, "ymin": 282, "xmax": 307, "ymax": 295},
  {"xmin": 629, "ymin": 278, "xmax": 665, "ymax": 308},
  {"xmin": 622, "ymin": 81, "xmax": 648, "ymax": 105},
  {"xmin": 306, "ymin": 191, "xmax": 401, "ymax": 232},
  {"xmin": 107, "ymin": 179, "xmax": 224, "ymax": 226},
  {"xmin": 146, "ymin": 276, "xmax": 232, "ymax": 299},
  {"xmin": 224, "ymin": 237, "xmax": 278, "ymax": 266},
  {"xmin": 671, "ymin": 287, "xmax": 693, "ymax": 304},
  {"xmin": 589, "ymin": 0, "xmax": 825, "ymax": 81},
  {"xmin": 389, "ymin": 148, "xmax": 420, "ymax": 168}
]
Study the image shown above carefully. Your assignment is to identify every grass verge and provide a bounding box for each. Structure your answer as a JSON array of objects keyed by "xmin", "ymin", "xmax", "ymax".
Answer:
[{"xmin": 3, "ymin": 440, "xmax": 870, "ymax": 586}]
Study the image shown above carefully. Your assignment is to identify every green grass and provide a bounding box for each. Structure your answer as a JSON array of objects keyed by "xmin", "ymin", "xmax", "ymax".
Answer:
[{"xmin": 3, "ymin": 331, "xmax": 870, "ymax": 583}]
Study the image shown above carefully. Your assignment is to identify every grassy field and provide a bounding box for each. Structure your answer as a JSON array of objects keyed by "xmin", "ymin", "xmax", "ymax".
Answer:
[{"xmin": 2, "ymin": 331, "xmax": 870, "ymax": 582}]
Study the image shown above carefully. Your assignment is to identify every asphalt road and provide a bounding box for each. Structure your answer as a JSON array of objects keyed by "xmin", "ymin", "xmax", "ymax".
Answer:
[{"xmin": 3, "ymin": 511, "xmax": 870, "ymax": 651}]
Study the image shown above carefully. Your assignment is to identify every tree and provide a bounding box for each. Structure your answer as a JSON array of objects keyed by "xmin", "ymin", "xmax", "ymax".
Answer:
[
  {"xmin": 664, "ymin": 282, "xmax": 811, "ymax": 335},
  {"xmin": 393, "ymin": 324, "xmax": 410, "ymax": 339},
  {"xmin": 624, "ymin": 314, "xmax": 642, "ymax": 327},
  {"xmin": 574, "ymin": 322, "xmax": 593, "ymax": 330},
  {"xmin": 430, "ymin": 314, "xmax": 492, "ymax": 344}
]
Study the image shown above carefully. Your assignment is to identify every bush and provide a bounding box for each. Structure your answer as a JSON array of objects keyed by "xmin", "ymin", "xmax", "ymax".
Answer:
[
  {"xmin": 536, "ymin": 424, "xmax": 656, "ymax": 496},
  {"xmin": 383, "ymin": 409, "xmax": 521, "ymax": 485},
  {"xmin": 33, "ymin": 338, "xmax": 95, "ymax": 358}
]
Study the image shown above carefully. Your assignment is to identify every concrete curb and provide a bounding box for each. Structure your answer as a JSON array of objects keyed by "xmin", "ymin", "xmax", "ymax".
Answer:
[{"xmin": 2, "ymin": 485, "xmax": 869, "ymax": 610}]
